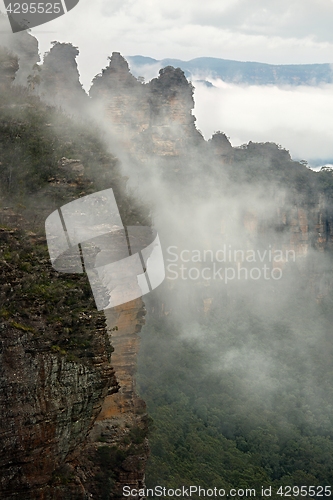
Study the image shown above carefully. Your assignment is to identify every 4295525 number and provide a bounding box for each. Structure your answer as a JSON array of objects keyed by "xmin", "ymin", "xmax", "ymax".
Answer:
[
  {"xmin": 277, "ymin": 486, "xmax": 331, "ymax": 497},
  {"xmin": 6, "ymin": 3, "xmax": 61, "ymax": 14}
]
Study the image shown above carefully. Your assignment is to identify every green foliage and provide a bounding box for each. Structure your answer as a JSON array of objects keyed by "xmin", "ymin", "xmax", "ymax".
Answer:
[
  {"xmin": 93, "ymin": 446, "xmax": 128, "ymax": 500},
  {"xmin": 128, "ymin": 425, "xmax": 148, "ymax": 445},
  {"xmin": 0, "ymin": 227, "xmax": 109, "ymax": 361},
  {"xmin": 0, "ymin": 83, "xmax": 152, "ymax": 367},
  {"xmin": 10, "ymin": 321, "xmax": 36, "ymax": 333},
  {"xmin": 0, "ymin": 84, "xmax": 150, "ymax": 227},
  {"xmin": 96, "ymin": 445, "xmax": 127, "ymax": 469},
  {"xmin": 137, "ymin": 284, "xmax": 333, "ymax": 496}
]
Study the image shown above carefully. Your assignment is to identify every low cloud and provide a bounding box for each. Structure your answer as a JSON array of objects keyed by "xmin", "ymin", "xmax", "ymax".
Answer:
[{"xmin": 193, "ymin": 79, "xmax": 333, "ymax": 162}]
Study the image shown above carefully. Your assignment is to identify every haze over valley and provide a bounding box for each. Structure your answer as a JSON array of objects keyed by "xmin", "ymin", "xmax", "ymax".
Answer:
[
  {"xmin": 127, "ymin": 55, "xmax": 333, "ymax": 165},
  {"xmin": 1, "ymin": 2, "xmax": 333, "ymax": 498}
]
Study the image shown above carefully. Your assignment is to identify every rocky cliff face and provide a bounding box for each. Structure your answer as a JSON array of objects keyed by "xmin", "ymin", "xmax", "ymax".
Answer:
[
  {"xmin": 0, "ymin": 60, "xmax": 150, "ymax": 497},
  {"xmin": 84, "ymin": 299, "xmax": 149, "ymax": 498},
  {"xmin": 2, "ymin": 35, "xmax": 333, "ymax": 498},
  {"xmin": 90, "ymin": 52, "xmax": 203, "ymax": 157},
  {"xmin": 0, "ymin": 191, "xmax": 150, "ymax": 500},
  {"xmin": 0, "ymin": 47, "xmax": 19, "ymax": 89},
  {"xmin": 39, "ymin": 42, "xmax": 88, "ymax": 110},
  {"xmin": 101, "ymin": 300, "xmax": 147, "ymax": 418},
  {"xmin": 0, "ymin": 13, "xmax": 40, "ymax": 86},
  {"xmin": 0, "ymin": 225, "xmax": 116, "ymax": 499}
]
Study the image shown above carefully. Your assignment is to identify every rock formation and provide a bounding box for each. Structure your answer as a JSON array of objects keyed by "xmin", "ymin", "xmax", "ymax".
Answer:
[
  {"xmin": 0, "ymin": 47, "xmax": 18, "ymax": 89},
  {"xmin": 0, "ymin": 13, "xmax": 40, "ymax": 86},
  {"xmin": 209, "ymin": 131, "xmax": 234, "ymax": 163},
  {"xmin": 0, "ymin": 224, "xmax": 115, "ymax": 498},
  {"xmin": 2, "ymin": 33, "xmax": 333, "ymax": 498},
  {"xmin": 90, "ymin": 52, "xmax": 204, "ymax": 157},
  {"xmin": 0, "ymin": 57, "xmax": 150, "ymax": 497},
  {"xmin": 39, "ymin": 42, "xmax": 88, "ymax": 110},
  {"xmin": 85, "ymin": 299, "xmax": 149, "ymax": 498}
]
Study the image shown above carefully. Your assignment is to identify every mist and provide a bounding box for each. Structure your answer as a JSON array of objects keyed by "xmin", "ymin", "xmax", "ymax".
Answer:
[
  {"xmin": 88, "ymin": 61, "xmax": 333, "ymax": 486},
  {"xmin": 126, "ymin": 55, "xmax": 333, "ymax": 164},
  {"xmin": 19, "ymin": 38, "xmax": 333, "ymax": 449},
  {"xmin": 193, "ymin": 78, "xmax": 333, "ymax": 163},
  {"xmin": 2, "ymin": 30, "xmax": 333, "ymax": 487}
]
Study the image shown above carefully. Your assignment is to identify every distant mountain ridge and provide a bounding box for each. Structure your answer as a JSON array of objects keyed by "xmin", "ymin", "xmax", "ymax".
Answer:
[{"xmin": 127, "ymin": 55, "xmax": 333, "ymax": 86}]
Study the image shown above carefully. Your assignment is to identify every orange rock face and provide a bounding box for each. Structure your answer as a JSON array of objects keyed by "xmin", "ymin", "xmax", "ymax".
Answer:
[
  {"xmin": 99, "ymin": 298, "xmax": 146, "ymax": 419},
  {"xmin": 83, "ymin": 298, "xmax": 149, "ymax": 499}
]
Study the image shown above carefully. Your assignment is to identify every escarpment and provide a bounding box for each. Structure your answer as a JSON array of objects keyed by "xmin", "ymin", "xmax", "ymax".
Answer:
[
  {"xmin": 38, "ymin": 42, "xmax": 88, "ymax": 110},
  {"xmin": 0, "ymin": 225, "xmax": 116, "ymax": 498},
  {"xmin": 82, "ymin": 299, "xmax": 149, "ymax": 499},
  {"xmin": 90, "ymin": 52, "xmax": 203, "ymax": 157},
  {"xmin": 0, "ymin": 13, "xmax": 40, "ymax": 86},
  {"xmin": 0, "ymin": 47, "xmax": 18, "ymax": 89},
  {"xmin": 2, "ymin": 30, "xmax": 333, "ymax": 498},
  {"xmin": 0, "ymin": 225, "xmax": 149, "ymax": 499},
  {"xmin": 0, "ymin": 61, "xmax": 150, "ymax": 498}
]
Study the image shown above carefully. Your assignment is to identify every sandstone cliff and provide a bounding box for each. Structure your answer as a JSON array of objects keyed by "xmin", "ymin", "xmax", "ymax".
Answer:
[
  {"xmin": 90, "ymin": 52, "xmax": 203, "ymax": 158},
  {"xmin": 2, "ymin": 35, "xmax": 333, "ymax": 498},
  {"xmin": 0, "ymin": 224, "xmax": 116, "ymax": 499},
  {"xmin": 0, "ymin": 13, "xmax": 40, "ymax": 86},
  {"xmin": 0, "ymin": 223, "xmax": 149, "ymax": 499},
  {"xmin": 0, "ymin": 67, "xmax": 150, "ymax": 498},
  {"xmin": 39, "ymin": 42, "xmax": 88, "ymax": 110},
  {"xmin": 0, "ymin": 47, "xmax": 19, "ymax": 89}
]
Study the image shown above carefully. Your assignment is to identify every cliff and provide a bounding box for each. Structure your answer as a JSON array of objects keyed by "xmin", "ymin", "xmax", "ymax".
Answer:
[
  {"xmin": 0, "ymin": 224, "xmax": 116, "ymax": 498},
  {"xmin": 39, "ymin": 42, "xmax": 88, "ymax": 110},
  {"xmin": 83, "ymin": 299, "xmax": 149, "ymax": 499},
  {"xmin": 0, "ymin": 223, "xmax": 149, "ymax": 499},
  {"xmin": 90, "ymin": 52, "xmax": 203, "ymax": 157},
  {"xmin": 0, "ymin": 75, "xmax": 150, "ymax": 498},
  {"xmin": 2, "ymin": 36, "xmax": 333, "ymax": 497},
  {"xmin": 0, "ymin": 47, "xmax": 19, "ymax": 89},
  {"xmin": 36, "ymin": 48, "xmax": 333, "ymax": 496},
  {"xmin": 0, "ymin": 13, "xmax": 40, "ymax": 86}
]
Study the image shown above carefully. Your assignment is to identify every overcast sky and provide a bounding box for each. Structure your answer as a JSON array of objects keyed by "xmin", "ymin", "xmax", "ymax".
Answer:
[{"xmin": 1, "ymin": 0, "xmax": 333, "ymax": 89}]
